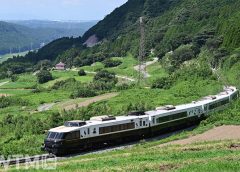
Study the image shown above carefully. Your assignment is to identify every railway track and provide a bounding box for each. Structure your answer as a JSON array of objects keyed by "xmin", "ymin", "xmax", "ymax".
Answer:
[{"xmin": 0, "ymin": 125, "xmax": 197, "ymax": 168}]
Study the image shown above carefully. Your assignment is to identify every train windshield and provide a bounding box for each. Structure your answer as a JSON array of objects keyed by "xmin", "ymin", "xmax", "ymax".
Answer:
[{"xmin": 47, "ymin": 132, "xmax": 64, "ymax": 140}]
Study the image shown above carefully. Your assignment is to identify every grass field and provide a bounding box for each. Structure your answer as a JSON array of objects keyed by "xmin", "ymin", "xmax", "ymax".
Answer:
[
  {"xmin": 80, "ymin": 55, "xmax": 138, "ymax": 79},
  {"xmin": 41, "ymin": 71, "xmax": 94, "ymax": 88},
  {"xmin": 146, "ymin": 62, "xmax": 168, "ymax": 84},
  {"xmin": 20, "ymin": 140, "xmax": 240, "ymax": 172}
]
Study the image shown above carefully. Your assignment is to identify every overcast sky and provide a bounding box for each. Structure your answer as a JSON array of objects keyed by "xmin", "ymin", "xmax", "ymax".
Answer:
[{"xmin": 0, "ymin": 0, "xmax": 128, "ymax": 21}]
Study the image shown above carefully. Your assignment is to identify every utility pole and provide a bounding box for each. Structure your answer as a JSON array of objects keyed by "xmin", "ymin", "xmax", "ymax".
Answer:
[{"xmin": 138, "ymin": 16, "xmax": 146, "ymax": 85}]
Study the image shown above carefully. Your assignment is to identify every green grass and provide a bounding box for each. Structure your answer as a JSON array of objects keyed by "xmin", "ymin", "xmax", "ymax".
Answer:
[
  {"xmin": 93, "ymin": 79, "xmax": 222, "ymax": 115},
  {"xmin": 0, "ymin": 89, "xmax": 32, "ymax": 96},
  {"xmin": 11, "ymin": 136, "xmax": 240, "ymax": 171},
  {"xmin": 0, "ymin": 73, "xmax": 36, "ymax": 89},
  {"xmin": 41, "ymin": 70, "xmax": 94, "ymax": 88},
  {"xmin": 0, "ymin": 82, "xmax": 35, "ymax": 89},
  {"xmin": 19, "ymin": 90, "xmax": 71, "ymax": 106},
  {"xmin": 146, "ymin": 62, "xmax": 168, "ymax": 84},
  {"xmin": 80, "ymin": 55, "xmax": 138, "ymax": 79},
  {"xmin": 107, "ymin": 55, "xmax": 138, "ymax": 78},
  {"xmin": 80, "ymin": 62, "xmax": 104, "ymax": 72}
]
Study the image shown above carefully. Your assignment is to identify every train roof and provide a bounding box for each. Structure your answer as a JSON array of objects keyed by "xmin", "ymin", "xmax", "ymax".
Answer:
[
  {"xmin": 146, "ymin": 87, "xmax": 237, "ymax": 117},
  {"xmin": 49, "ymin": 126, "xmax": 80, "ymax": 133}
]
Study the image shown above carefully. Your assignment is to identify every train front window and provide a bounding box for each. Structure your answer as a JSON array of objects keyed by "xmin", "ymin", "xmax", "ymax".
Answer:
[
  {"xmin": 55, "ymin": 133, "xmax": 64, "ymax": 139},
  {"xmin": 47, "ymin": 132, "xmax": 57, "ymax": 139},
  {"xmin": 47, "ymin": 132, "xmax": 64, "ymax": 140}
]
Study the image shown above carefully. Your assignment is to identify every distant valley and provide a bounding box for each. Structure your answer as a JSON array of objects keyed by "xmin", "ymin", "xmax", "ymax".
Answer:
[{"xmin": 0, "ymin": 20, "xmax": 97, "ymax": 55}]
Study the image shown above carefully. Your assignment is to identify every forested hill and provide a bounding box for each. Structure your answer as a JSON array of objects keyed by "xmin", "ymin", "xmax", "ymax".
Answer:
[
  {"xmin": 82, "ymin": 0, "xmax": 240, "ymax": 55},
  {"xmin": 0, "ymin": 20, "xmax": 96, "ymax": 55},
  {"xmin": 1, "ymin": 0, "xmax": 240, "ymax": 77}
]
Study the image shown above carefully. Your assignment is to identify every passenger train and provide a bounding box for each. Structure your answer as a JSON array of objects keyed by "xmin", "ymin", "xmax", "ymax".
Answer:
[{"xmin": 42, "ymin": 86, "xmax": 239, "ymax": 155}]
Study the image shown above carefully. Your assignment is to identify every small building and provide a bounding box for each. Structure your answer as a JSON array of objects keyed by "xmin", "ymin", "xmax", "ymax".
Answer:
[{"xmin": 55, "ymin": 62, "xmax": 65, "ymax": 70}]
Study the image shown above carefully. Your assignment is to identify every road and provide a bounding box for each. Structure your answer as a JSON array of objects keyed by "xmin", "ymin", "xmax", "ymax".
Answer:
[
  {"xmin": 133, "ymin": 57, "xmax": 158, "ymax": 78},
  {"xmin": 62, "ymin": 93, "xmax": 119, "ymax": 111},
  {"xmin": 37, "ymin": 103, "xmax": 55, "ymax": 112}
]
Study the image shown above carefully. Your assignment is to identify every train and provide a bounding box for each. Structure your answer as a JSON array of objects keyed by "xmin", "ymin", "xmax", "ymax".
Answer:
[{"xmin": 42, "ymin": 86, "xmax": 239, "ymax": 155}]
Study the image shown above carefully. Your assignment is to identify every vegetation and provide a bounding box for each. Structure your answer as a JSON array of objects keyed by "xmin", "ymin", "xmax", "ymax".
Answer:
[
  {"xmin": 0, "ymin": 1, "xmax": 240, "ymax": 171},
  {"xmin": 78, "ymin": 69, "xmax": 86, "ymax": 76},
  {"xmin": 103, "ymin": 58, "xmax": 122, "ymax": 68},
  {"xmin": 37, "ymin": 70, "xmax": 53, "ymax": 84}
]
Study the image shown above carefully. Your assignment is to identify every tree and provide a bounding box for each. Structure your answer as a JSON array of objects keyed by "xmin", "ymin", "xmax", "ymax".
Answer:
[
  {"xmin": 37, "ymin": 70, "xmax": 53, "ymax": 84},
  {"xmin": 151, "ymin": 76, "xmax": 174, "ymax": 89},
  {"xmin": 103, "ymin": 58, "xmax": 122, "ymax": 68},
  {"xmin": 78, "ymin": 69, "xmax": 86, "ymax": 76},
  {"xmin": 94, "ymin": 70, "xmax": 117, "ymax": 84}
]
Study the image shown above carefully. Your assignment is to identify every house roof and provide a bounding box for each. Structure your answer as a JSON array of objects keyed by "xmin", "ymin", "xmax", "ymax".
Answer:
[{"xmin": 56, "ymin": 62, "xmax": 65, "ymax": 66}]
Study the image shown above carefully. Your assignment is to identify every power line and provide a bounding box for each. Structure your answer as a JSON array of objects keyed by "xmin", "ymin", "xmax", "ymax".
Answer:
[{"xmin": 138, "ymin": 16, "xmax": 146, "ymax": 85}]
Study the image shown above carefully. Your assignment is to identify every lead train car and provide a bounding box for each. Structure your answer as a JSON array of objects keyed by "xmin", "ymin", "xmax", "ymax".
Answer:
[{"xmin": 42, "ymin": 87, "xmax": 239, "ymax": 155}]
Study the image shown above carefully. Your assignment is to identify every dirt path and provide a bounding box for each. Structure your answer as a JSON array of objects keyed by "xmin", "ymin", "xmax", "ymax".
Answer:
[
  {"xmin": 134, "ymin": 57, "xmax": 158, "ymax": 78},
  {"xmin": 37, "ymin": 103, "xmax": 56, "ymax": 112},
  {"xmin": 63, "ymin": 93, "xmax": 119, "ymax": 111},
  {"xmin": 160, "ymin": 125, "xmax": 240, "ymax": 147}
]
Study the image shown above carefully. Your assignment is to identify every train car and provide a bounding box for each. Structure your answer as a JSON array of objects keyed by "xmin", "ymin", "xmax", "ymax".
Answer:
[
  {"xmin": 203, "ymin": 86, "xmax": 239, "ymax": 115},
  {"xmin": 146, "ymin": 103, "xmax": 205, "ymax": 136},
  {"xmin": 42, "ymin": 86, "xmax": 239, "ymax": 155},
  {"xmin": 42, "ymin": 114, "xmax": 150, "ymax": 155}
]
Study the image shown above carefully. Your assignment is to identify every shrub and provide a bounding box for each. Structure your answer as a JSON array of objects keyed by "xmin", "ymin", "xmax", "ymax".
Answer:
[
  {"xmin": 94, "ymin": 70, "xmax": 117, "ymax": 84},
  {"xmin": 10, "ymin": 75, "xmax": 18, "ymax": 82},
  {"xmin": 52, "ymin": 78, "xmax": 78, "ymax": 90},
  {"xmin": 103, "ymin": 58, "xmax": 122, "ymax": 68},
  {"xmin": 116, "ymin": 83, "xmax": 136, "ymax": 91},
  {"xmin": 70, "ymin": 87, "xmax": 97, "ymax": 98},
  {"xmin": 152, "ymin": 76, "xmax": 174, "ymax": 89},
  {"xmin": 37, "ymin": 70, "xmax": 53, "ymax": 84},
  {"xmin": 0, "ymin": 97, "xmax": 28, "ymax": 109},
  {"xmin": 78, "ymin": 69, "xmax": 86, "ymax": 76}
]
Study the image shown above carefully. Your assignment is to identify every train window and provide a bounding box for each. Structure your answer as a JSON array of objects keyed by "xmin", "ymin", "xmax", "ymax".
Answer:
[
  {"xmin": 152, "ymin": 117, "xmax": 155, "ymax": 124},
  {"xmin": 93, "ymin": 128, "xmax": 96, "ymax": 134},
  {"xmin": 99, "ymin": 122, "xmax": 135, "ymax": 134},
  {"xmin": 87, "ymin": 128, "xmax": 90, "ymax": 135},
  {"xmin": 64, "ymin": 131, "xmax": 80, "ymax": 140},
  {"xmin": 55, "ymin": 133, "xmax": 64, "ymax": 139},
  {"xmin": 143, "ymin": 121, "xmax": 146, "ymax": 126},
  {"xmin": 48, "ymin": 132, "xmax": 57, "ymax": 139},
  {"xmin": 157, "ymin": 112, "xmax": 187, "ymax": 124},
  {"xmin": 209, "ymin": 99, "xmax": 230, "ymax": 110},
  {"xmin": 140, "ymin": 120, "xmax": 142, "ymax": 126}
]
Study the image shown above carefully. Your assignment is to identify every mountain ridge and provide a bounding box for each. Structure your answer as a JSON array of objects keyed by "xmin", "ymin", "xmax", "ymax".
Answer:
[{"xmin": 0, "ymin": 20, "xmax": 97, "ymax": 55}]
